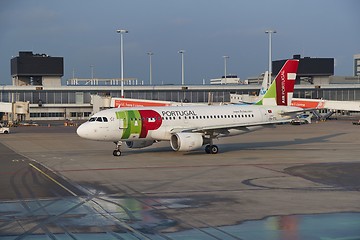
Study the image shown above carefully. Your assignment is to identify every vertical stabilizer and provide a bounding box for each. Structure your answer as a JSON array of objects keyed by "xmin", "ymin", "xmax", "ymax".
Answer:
[
  {"xmin": 259, "ymin": 71, "xmax": 269, "ymax": 98},
  {"xmin": 256, "ymin": 59, "xmax": 299, "ymax": 106}
]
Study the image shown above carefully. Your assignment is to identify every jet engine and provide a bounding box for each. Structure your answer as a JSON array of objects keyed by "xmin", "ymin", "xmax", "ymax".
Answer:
[
  {"xmin": 126, "ymin": 140, "xmax": 154, "ymax": 149},
  {"xmin": 170, "ymin": 133, "xmax": 203, "ymax": 151}
]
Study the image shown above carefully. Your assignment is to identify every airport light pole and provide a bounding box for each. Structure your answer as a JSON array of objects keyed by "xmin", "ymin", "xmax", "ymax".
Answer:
[
  {"xmin": 116, "ymin": 29, "xmax": 128, "ymax": 97},
  {"xmin": 90, "ymin": 65, "xmax": 94, "ymax": 80},
  {"xmin": 223, "ymin": 56, "xmax": 229, "ymax": 85},
  {"xmin": 178, "ymin": 50, "xmax": 185, "ymax": 85},
  {"xmin": 147, "ymin": 51, "xmax": 154, "ymax": 85},
  {"xmin": 265, "ymin": 29, "xmax": 276, "ymax": 88}
]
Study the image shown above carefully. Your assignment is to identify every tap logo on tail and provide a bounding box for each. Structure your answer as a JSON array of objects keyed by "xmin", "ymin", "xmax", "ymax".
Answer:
[
  {"xmin": 257, "ymin": 59, "xmax": 299, "ymax": 106},
  {"xmin": 275, "ymin": 60, "xmax": 298, "ymax": 106}
]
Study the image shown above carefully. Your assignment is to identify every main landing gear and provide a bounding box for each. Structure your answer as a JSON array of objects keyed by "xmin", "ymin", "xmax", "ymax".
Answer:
[
  {"xmin": 205, "ymin": 144, "xmax": 219, "ymax": 154},
  {"xmin": 113, "ymin": 141, "xmax": 122, "ymax": 156}
]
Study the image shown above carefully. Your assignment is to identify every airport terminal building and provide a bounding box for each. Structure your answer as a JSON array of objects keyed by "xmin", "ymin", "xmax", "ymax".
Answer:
[{"xmin": 1, "ymin": 52, "xmax": 360, "ymax": 122}]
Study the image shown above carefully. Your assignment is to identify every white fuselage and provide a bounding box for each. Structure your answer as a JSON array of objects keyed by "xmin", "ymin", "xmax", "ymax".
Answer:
[{"xmin": 76, "ymin": 104, "xmax": 300, "ymax": 143}]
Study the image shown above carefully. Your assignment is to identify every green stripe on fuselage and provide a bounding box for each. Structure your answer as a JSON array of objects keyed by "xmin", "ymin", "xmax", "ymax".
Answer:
[{"xmin": 115, "ymin": 110, "xmax": 142, "ymax": 139}]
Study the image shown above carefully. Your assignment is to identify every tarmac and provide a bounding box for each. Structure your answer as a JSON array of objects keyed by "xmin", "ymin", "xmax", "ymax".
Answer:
[{"xmin": 0, "ymin": 119, "xmax": 360, "ymax": 239}]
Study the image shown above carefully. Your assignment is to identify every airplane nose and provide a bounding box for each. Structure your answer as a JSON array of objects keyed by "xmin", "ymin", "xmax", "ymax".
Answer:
[{"xmin": 76, "ymin": 124, "xmax": 88, "ymax": 139}]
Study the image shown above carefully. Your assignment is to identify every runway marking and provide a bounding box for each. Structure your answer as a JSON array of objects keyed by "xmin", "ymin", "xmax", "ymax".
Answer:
[{"xmin": 29, "ymin": 163, "xmax": 78, "ymax": 197}]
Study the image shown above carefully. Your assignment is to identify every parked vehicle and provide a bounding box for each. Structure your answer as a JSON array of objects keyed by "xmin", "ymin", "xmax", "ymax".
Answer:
[
  {"xmin": 0, "ymin": 124, "xmax": 10, "ymax": 134},
  {"xmin": 290, "ymin": 118, "xmax": 308, "ymax": 125},
  {"xmin": 352, "ymin": 120, "xmax": 360, "ymax": 125},
  {"xmin": 291, "ymin": 114, "xmax": 311, "ymax": 125}
]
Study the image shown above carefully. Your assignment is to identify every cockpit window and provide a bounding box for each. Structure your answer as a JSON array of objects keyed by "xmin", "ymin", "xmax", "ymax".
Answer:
[{"xmin": 89, "ymin": 117, "xmax": 108, "ymax": 123}]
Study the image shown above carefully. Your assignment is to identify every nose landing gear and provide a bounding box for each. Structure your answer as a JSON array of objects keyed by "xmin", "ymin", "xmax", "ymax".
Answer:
[{"xmin": 113, "ymin": 141, "xmax": 122, "ymax": 156}]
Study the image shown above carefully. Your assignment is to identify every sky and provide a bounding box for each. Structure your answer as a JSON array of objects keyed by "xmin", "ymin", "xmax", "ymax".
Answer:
[{"xmin": 0, "ymin": 0, "xmax": 359, "ymax": 85}]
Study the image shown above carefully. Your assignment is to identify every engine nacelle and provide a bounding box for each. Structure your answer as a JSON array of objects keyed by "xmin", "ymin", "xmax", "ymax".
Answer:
[
  {"xmin": 170, "ymin": 133, "xmax": 203, "ymax": 152},
  {"xmin": 126, "ymin": 140, "xmax": 154, "ymax": 149}
]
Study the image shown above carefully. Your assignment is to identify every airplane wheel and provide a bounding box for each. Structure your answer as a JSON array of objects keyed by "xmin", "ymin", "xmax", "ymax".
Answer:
[
  {"xmin": 113, "ymin": 150, "xmax": 121, "ymax": 156},
  {"xmin": 205, "ymin": 145, "xmax": 211, "ymax": 154},
  {"xmin": 210, "ymin": 145, "xmax": 219, "ymax": 154}
]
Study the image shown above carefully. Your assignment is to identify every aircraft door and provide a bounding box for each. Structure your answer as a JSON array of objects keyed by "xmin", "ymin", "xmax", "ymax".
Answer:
[
  {"xmin": 115, "ymin": 111, "xmax": 129, "ymax": 129},
  {"xmin": 119, "ymin": 118, "xmax": 128, "ymax": 129}
]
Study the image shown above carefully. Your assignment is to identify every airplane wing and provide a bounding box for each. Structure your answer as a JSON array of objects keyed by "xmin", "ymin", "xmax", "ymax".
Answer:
[
  {"xmin": 170, "ymin": 119, "xmax": 292, "ymax": 135},
  {"xmin": 278, "ymin": 109, "xmax": 306, "ymax": 116}
]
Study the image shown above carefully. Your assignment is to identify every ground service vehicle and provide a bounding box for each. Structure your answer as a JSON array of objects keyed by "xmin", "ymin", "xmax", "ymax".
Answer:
[{"xmin": 0, "ymin": 124, "xmax": 10, "ymax": 134}]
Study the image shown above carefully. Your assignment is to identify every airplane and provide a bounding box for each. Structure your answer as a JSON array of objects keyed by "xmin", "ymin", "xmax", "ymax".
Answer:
[
  {"xmin": 77, "ymin": 60, "xmax": 301, "ymax": 156},
  {"xmin": 230, "ymin": 70, "xmax": 270, "ymax": 104}
]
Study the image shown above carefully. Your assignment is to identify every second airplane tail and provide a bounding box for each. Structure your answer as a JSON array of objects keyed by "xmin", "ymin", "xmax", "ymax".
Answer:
[{"xmin": 256, "ymin": 59, "xmax": 299, "ymax": 106}]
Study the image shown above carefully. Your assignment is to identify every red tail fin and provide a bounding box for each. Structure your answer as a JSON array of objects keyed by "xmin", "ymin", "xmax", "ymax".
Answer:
[{"xmin": 275, "ymin": 60, "xmax": 299, "ymax": 106}]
